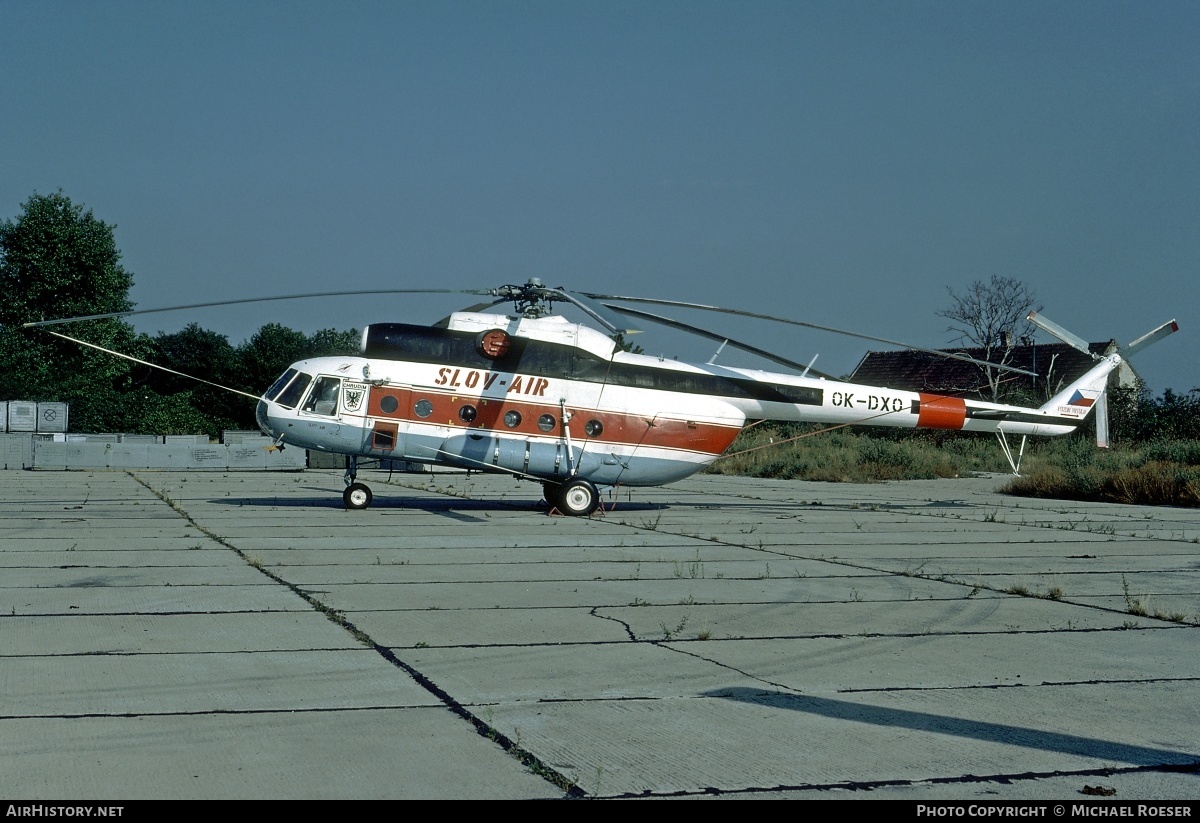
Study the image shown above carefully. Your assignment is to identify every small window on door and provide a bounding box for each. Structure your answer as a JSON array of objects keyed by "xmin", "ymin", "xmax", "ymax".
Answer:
[{"xmin": 372, "ymin": 421, "xmax": 399, "ymax": 451}]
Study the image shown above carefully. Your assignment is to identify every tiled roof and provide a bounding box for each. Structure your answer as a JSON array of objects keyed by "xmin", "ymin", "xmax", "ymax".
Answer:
[{"xmin": 849, "ymin": 341, "xmax": 1129, "ymax": 398}]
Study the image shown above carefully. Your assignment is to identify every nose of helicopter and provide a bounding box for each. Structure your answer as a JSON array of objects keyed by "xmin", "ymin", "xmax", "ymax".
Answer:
[{"xmin": 255, "ymin": 399, "xmax": 273, "ymax": 436}]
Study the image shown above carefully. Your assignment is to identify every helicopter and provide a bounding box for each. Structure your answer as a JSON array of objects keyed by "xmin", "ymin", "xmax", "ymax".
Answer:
[{"xmin": 26, "ymin": 279, "xmax": 1177, "ymax": 515}]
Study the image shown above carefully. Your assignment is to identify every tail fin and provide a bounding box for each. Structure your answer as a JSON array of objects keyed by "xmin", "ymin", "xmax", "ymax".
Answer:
[
  {"xmin": 1039, "ymin": 354, "xmax": 1120, "ymax": 418},
  {"xmin": 1028, "ymin": 313, "xmax": 1178, "ymax": 448}
]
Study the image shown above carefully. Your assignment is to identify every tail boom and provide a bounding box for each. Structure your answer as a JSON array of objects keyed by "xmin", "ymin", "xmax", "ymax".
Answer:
[{"xmin": 724, "ymin": 354, "xmax": 1122, "ymax": 438}]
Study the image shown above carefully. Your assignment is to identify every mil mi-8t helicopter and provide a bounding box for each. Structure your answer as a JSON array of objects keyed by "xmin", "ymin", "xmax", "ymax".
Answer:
[{"xmin": 28, "ymin": 279, "xmax": 1177, "ymax": 515}]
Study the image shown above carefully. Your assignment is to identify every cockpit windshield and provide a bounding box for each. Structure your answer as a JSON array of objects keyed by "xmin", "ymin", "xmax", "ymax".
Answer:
[
  {"xmin": 268, "ymin": 370, "xmax": 313, "ymax": 410},
  {"xmin": 264, "ymin": 368, "xmax": 298, "ymax": 401}
]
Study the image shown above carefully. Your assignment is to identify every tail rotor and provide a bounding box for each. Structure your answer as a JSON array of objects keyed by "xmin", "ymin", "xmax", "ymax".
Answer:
[{"xmin": 1026, "ymin": 312, "xmax": 1179, "ymax": 447}]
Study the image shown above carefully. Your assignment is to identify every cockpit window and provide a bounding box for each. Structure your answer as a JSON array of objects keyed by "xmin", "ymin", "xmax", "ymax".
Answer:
[
  {"xmin": 264, "ymin": 368, "xmax": 299, "ymax": 402},
  {"xmin": 302, "ymin": 376, "xmax": 342, "ymax": 416},
  {"xmin": 274, "ymin": 372, "xmax": 313, "ymax": 410}
]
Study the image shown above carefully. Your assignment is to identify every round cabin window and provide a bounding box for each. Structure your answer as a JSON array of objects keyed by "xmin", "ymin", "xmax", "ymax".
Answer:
[
  {"xmin": 459, "ymin": 404, "xmax": 478, "ymax": 423},
  {"xmin": 380, "ymin": 395, "xmax": 399, "ymax": 414},
  {"xmin": 414, "ymin": 399, "xmax": 434, "ymax": 418},
  {"xmin": 537, "ymin": 414, "xmax": 555, "ymax": 432},
  {"xmin": 504, "ymin": 410, "xmax": 522, "ymax": 428}
]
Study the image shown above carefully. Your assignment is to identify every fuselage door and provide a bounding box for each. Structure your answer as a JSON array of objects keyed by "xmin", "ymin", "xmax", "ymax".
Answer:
[
  {"xmin": 300, "ymin": 375, "xmax": 344, "ymax": 418},
  {"xmin": 367, "ymin": 385, "xmax": 413, "ymax": 455}
]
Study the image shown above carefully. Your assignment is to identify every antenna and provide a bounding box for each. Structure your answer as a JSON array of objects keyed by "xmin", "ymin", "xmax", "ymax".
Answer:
[{"xmin": 707, "ymin": 339, "xmax": 729, "ymax": 365}]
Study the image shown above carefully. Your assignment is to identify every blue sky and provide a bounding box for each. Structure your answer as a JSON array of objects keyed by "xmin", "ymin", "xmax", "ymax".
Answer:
[{"xmin": 3, "ymin": 1, "xmax": 1196, "ymax": 393}]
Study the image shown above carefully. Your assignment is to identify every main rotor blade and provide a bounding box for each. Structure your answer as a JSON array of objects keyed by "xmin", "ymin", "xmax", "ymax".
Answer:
[
  {"xmin": 542, "ymin": 287, "xmax": 642, "ymax": 336},
  {"xmin": 600, "ymin": 303, "xmax": 836, "ymax": 378},
  {"xmin": 585, "ymin": 293, "xmax": 1040, "ymax": 378},
  {"xmin": 21, "ymin": 289, "xmax": 495, "ymax": 328},
  {"xmin": 42, "ymin": 330, "xmax": 261, "ymax": 400}
]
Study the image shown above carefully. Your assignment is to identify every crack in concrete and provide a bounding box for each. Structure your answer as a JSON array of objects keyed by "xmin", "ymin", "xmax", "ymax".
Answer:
[{"xmin": 126, "ymin": 472, "xmax": 584, "ymax": 798}]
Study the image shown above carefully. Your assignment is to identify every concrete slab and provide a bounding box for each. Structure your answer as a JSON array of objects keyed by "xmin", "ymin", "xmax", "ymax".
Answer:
[
  {"xmin": 3, "ymin": 583, "xmax": 309, "ymax": 615},
  {"xmin": 3, "ymin": 649, "xmax": 439, "ymax": 716},
  {"xmin": 1, "ymin": 468, "xmax": 1197, "ymax": 800},
  {"xmin": 488, "ymin": 681, "xmax": 1199, "ymax": 796},
  {"xmin": 350, "ymin": 605, "xmax": 633, "ymax": 647},
  {"xmin": 2, "ymin": 710, "xmax": 558, "ymax": 799}
]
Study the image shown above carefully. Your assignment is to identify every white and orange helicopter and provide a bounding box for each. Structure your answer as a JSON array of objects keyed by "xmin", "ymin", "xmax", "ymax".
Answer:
[{"xmin": 27, "ymin": 279, "xmax": 1177, "ymax": 515}]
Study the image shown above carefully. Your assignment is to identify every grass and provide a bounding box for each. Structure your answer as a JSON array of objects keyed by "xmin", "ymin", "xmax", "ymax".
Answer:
[
  {"xmin": 1122, "ymin": 575, "xmax": 1149, "ymax": 617},
  {"xmin": 659, "ymin": 614, "xmax": 690, "ymax": 641},
  {"xmin": 707, "ymin": 426, "xmax": 1200, "ymax": 508},
  {"xmin": 1005, "ymin": 458, "xmax": 1200, "ymax": 507},
  {"xmin": 708, "ymin": 425, "xmax": 1002, "ymax": 482}
]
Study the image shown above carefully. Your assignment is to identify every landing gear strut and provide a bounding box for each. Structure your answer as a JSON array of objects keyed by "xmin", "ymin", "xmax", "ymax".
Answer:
[{"xmin": 343, "ymin": 455, "xmax": 373, "ymax": 509}]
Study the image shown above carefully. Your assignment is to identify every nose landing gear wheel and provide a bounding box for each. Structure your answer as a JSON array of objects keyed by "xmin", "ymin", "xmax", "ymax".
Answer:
[
  {"xmin": 558, "ymin": 478, "xmax": 600, "ymax": 517},
  {"xmin": 343, "ymin": 482, "xmax": 373, "ymax": 510}
]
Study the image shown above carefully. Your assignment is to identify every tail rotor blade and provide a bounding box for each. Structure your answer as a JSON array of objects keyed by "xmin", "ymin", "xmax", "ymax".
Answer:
[
  {"xmin": 1123, "ymin": 320, "xmax": 1179, "ymax": 358},
  {"xmin": 1094, "ymin": 391, "xmax": 1110, "ymax": 449},
  {"xmin": 1026, "ymin": 311, "xmax": 1093, "ymax": 356}
]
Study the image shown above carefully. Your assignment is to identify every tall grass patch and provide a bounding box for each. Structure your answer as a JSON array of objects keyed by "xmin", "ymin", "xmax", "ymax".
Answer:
[
  {"xmin": 1004, "ymin": 447, "xmax": 1200, "ymax": 507},
  {"xmin": 710, "ymin": 425, "xmax": 1200, "ymax": 507},
  {"xmin": 707, "ymin": 425, "xmax": 1010, "ymax": 483}
]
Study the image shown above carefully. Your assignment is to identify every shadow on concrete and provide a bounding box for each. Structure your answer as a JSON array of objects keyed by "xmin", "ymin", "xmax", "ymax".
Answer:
[
  {"xmin": 206, "ymin": 494, "xmax": 666, "ymax": 521},
  {"xmin": 707, "ymin": 687, "xmax": 1200, "ymax": 768}
]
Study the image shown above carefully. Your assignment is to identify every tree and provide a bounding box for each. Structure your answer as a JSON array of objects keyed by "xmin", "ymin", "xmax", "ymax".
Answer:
[
  {"xmin": 0, "ymin": 191, "xmax": 133, "ymax": 327},
  {"xmin": 937, "ymin": 275, "xmax": 1041, "ymax": 402},
  {"xmin": 237, "ymin": 323, "xmax": 313, "ymax": 397},
  {"xmin": 153, "ymin": 324, "xmax": 248, "ymax": 432},
  {"xmin": 0, "ymin": 192, "xmax": 142, "ymax": 427},
  {"xmin": 307, "ymin": 328, "xmax": 361, "ymax": 358},
  {"xmin": 1, "ymin": 191, "xmax": 363, "ymax": 435}
]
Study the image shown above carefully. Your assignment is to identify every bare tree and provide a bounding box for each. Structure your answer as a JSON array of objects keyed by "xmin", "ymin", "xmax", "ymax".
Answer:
[{"xmin": 937, "ymin": 275, "xmax": 1042, "ymax": 401}]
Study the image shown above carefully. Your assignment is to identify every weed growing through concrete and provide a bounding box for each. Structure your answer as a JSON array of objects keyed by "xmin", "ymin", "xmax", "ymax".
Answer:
[
  {"xmin": 1122, "ymin": 575, "xmax": 1149, "ymax": 617},
  {"xmin": 659, "ymin": 613, "xmax": 690, "ymax": 641}
]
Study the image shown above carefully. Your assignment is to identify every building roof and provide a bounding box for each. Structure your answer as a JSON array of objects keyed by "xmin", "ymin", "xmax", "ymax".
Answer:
[{"xmin": 849, "ymin": 341, "xmax": 1137, "ymax": 399}]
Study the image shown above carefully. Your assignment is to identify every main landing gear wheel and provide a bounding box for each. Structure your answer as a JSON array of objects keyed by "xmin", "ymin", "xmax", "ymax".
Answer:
[
  {"xmin": 343, "ymin": 482, "xmax": 373, "ymax": 510},
  {"xmin": 558, "ymin": 478, "xmax": 600, "ymax": 517}
]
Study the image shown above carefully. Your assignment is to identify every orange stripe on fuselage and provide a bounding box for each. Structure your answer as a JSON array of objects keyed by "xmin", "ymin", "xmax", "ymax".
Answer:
[
  {"xmin": 367, "ymin": 386, "xmax": 741, "ymax": 456},
  {"xmin": 916, "ymin": 394, "xmax": 966, "ymax": 430}
]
